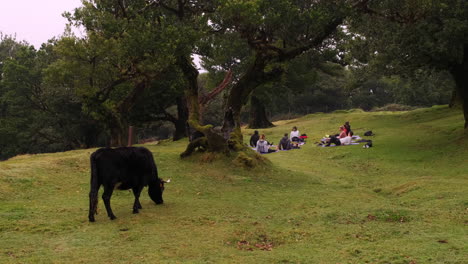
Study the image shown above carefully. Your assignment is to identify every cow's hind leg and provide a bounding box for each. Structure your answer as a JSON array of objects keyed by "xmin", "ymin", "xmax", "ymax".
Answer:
[
  {"xmin": 102, "ymin": 186, "xmax": 116, "ymax": 220},
  {"xmin": 88, "ymin": 190, "xmax": 99, "ymax": 222},
  {"xmin": 132, "ymin": 186, "xmax": 143, "ymax": 214}
]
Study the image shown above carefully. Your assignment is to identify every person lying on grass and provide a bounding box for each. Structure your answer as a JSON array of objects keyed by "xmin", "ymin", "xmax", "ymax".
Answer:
[
  {"xmin": 322, "ymin": 127, "xmax": 352, "ymax": 146},
  {"xmin": 340, "ymin": 130, "xmax": 353, "ymax": 145}
]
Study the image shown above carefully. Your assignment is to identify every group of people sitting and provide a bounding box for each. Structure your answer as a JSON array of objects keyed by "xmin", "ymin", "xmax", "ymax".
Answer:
[
  {"xmin": 250, "ymin": 126, "xmax": 307, "ymax": 154},
  {"xmin": 249, "ymin": 121, "xmax": 359, "ymax": 153},
  {"xmin": 320, "ymin": 121, "xmax": 354, "ymax": 147}
]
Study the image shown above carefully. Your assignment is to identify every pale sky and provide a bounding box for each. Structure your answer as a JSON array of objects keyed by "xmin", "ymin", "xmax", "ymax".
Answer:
[
  {"xmin": 0, "ymin": 0, "xmax": 83, "ymax": 48},
  {"xmin": 0, "ymin": 0, "xmax": 205, "ymax": 71}
]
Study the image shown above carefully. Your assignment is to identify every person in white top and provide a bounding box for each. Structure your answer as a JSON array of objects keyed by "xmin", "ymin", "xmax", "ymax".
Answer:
[
  {"xmin": 338, "ymin": 127, "xmax": 353, "ymax": 145},
  {"xmin": 339, "ymin": 136, "xmax": 352, "ymax": 145},
  {"xmin": 290, "ymin": 126, "xmax": 300, "ymax": 142}
]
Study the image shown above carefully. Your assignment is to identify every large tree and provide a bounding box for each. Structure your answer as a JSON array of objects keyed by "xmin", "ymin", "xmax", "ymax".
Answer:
[
  {"xmin": 0, "ymin": 36, "xmax": 103, "ymax": 160},
  {"xmin": 176, "ymin": 0, "xmax": 361, "ymax": 157},
  {"xmin": 348, "ymin": 0, "xmax": 468, "ymax": 128},
  {"xmin": 59, "ymin": 0, "xmax": 184, "ymax": 145}
]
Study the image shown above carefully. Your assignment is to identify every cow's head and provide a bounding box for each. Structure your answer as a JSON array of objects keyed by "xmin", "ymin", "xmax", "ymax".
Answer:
[{"xmin": 149, "ymin": 178, "xmax": 170, "ymax": 204}]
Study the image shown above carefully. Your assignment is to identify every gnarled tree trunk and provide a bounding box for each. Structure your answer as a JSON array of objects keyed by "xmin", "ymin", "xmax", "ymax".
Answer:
[
  {"xmin": 450, "ymin": 44, "xmax": 468, "ymax": 129},
  {"xmin": 109, "ymin": 122, "xmax": 127, "ymax": 147},
  {"xmin": 248, "ymin": 95, "xmax": 274, "ymax": 129},
  {"xmin": 173, "ymin": 96, "xmax": 189, "ymax": 141},
  {"xmin": 178, "ymin": 55, "xmax": 229, "ymax": 156},
  {"xmin": 221, "ymin": 54, "xmax": 283, "ymax": 150},
  {"xmin": 108, "ymin": 81, "xmax": 150, "ymax": 146}
]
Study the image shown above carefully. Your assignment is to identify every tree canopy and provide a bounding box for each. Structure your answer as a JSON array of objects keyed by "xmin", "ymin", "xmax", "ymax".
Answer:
[{"xmin": 347, "ymin": 0, "xmax": 468, "ymax": 126}]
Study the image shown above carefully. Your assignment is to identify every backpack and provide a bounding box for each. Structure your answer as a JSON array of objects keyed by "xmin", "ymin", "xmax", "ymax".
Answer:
[
  {"xmin": 364, "ymin": 131, "xmax": 374, "ymax": 136},
  {"xmin": 363, "ymin": 140, "xmax": 373, "ymax": 148}
]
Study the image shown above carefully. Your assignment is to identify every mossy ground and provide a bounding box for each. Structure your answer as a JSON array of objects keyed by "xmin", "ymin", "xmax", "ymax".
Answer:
[{"xmin": 0, "ymin": 106, "xmax": 467, "ymax": 263}]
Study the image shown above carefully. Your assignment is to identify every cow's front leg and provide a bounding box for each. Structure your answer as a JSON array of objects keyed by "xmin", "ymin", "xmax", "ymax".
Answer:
[
  {"xmin": 132, "ymin": 186, "xmax": 143, "ymax": 214},
  {"xmin": 102, "ymin": 186, "xmax": 116, "ymax": 220}
]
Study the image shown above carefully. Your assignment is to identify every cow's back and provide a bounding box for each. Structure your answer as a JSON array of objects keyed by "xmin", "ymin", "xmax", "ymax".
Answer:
[
  {"xmin": 92, "ymin": 147, "xmax": 155, "ymax": 190},
  {"xmin": 92, "ymin": 148, "xmax": 128, "ymax": 186}
]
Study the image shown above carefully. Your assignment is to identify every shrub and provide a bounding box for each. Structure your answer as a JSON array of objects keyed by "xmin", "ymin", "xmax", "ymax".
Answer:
[{"xmin": 372, "ymin": 104, "xmax": 417, "ymax": 112}]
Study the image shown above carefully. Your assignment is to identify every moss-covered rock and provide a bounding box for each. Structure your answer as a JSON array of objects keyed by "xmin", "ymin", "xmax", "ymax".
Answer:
[{"xmin": 232, "ymin": 150, "xmax": 269, "ymax": 169}]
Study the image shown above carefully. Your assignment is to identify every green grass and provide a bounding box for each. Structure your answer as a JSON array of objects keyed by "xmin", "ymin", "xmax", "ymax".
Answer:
[{"xmin": 0, "ymin": 105, "xmax": 467, "ymax": 263}]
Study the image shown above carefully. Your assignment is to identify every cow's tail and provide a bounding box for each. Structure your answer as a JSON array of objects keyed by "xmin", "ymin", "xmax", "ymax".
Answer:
[{"xmin": 88, "ymin": 152, "xmax": 99, "ymax": 222}]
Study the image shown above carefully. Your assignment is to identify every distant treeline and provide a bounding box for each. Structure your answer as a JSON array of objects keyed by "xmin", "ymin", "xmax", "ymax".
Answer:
[{"xmin": 0, "ymin": 35, "xmax": 453, "ymax": 160}]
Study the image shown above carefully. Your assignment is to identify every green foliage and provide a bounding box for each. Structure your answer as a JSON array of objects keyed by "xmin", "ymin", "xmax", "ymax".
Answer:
[
  {"xmin": 56, "ymin": 0, "xmax": 187, "ymax": 144},
  {"xmin": 250, "ymin": 57, "xmax": 349, "ymax": 119},
  {"xmin": 348, "ymin": 0, "xmax": 468, "ymax": 69},
  {"xmin": 346, "ymin": 0, "xmax": 468, "ymax": 125},
  {"xmin": 347, "ymin": 69, "xmax": 454, "ymax": 110},
  {"xmin": 196, "ymin": 72, "xmax": 227, "ymax": 126},
  {"xmin": 0, "ymin": 36, "xmax": 102, "ymax": 160},
  {"xmin": 372, "ymin": 104, "xmax": 416, "ymax": 112},
  {"xmin": 198, "ymin": 0, "xmax": 350, "ymax": 136}
]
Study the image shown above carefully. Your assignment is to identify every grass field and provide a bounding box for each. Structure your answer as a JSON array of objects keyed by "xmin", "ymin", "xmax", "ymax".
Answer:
[{"xmin": 0, "ymin": 105, "xmax": 467, "ymax": 263}]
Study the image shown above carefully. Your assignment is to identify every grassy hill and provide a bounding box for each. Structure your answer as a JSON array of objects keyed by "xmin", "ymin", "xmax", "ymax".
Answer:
[{"xmin": 0, "ymin": 105, "xmax": 467, "ymax": 263}]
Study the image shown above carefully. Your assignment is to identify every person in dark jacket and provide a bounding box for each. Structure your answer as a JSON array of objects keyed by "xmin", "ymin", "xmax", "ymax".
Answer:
[
  {"xmin": 278, "ymin": 133, "xmax": 292, "ymax": 150},
  {"xmin": 344, "ymin": 121, "xmax": 352, "ymax": 136},
  {"xmin": 250, "ymin": 130, "xmax": 260, "ymax": 147}
]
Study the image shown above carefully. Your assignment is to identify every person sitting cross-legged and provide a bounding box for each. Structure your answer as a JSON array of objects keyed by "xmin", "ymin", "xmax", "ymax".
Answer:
[
  {"xmin": 256, "ymin": 134, "xmax": 277, "ymax": 154},
  {"xmin": 278, "ymin": 133, "xmax": 292, "ymax": 150},
  {"xmin": 250, "ymin": 130, "xmax": 260, "ymax": 147},
  {"xmin": 290, "ymin": 126, "xmax": 301, "ymax": 142}
]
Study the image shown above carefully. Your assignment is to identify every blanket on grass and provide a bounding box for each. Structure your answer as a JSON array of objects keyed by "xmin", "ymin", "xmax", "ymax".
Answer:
[
  {"xmin": 318, "ymin": 134, "xmax": 364, "ymax": 147},
  {"xmin": 318, "ymin": 142, "xmax": 360, "ymax": 147}
]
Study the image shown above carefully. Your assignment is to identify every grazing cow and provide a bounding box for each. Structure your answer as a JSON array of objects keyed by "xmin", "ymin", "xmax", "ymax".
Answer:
[{"xmin": 88, "ymin": 147, "xmax": 167, "ymax": 222}]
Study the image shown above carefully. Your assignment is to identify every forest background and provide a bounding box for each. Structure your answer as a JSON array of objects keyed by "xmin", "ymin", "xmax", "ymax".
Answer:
[{"xmin": 0, "ymin": 0, "xmax": 466, "ymax": 160}]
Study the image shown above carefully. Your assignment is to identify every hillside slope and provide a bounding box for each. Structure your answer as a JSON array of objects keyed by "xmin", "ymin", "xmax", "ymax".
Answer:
[{"xmin": 0, "ymin": 106, "xmax": 466, "ymax": 263}]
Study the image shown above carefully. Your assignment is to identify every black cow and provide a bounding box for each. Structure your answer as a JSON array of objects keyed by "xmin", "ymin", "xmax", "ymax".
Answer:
[{"xmin": 88, "ymin": 147, "xmax": 167, "ymax": 222}]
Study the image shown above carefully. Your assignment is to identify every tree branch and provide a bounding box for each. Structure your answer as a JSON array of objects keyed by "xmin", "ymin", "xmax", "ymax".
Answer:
[
  {"xmin": 158, "ymin": 0, "xmax": 184, "ymax": 18},
  {"xmin": 199, "ymin": 69, "xmax": 232, "ymax": 106},
  {"xmin": 163, "ymin": 110, "xmax": 178, "ymax": 124},
  {"xmin": 96, "ymin": 78, "xmax": 131, "ymax": 103},
  {"xmin": 355, "ymin": 0, "xmax": 427, "ymax": 24},
  {"xmin": 117, "ymin": 0, "xmax": 128, "ymax": 18},
  {"xmin": 117, "ymin": 81, "xmax": 147, "ymax": 113},
  {"xmin": 278, "ymin": 17, "xmax": 344, "ymax": 62}
]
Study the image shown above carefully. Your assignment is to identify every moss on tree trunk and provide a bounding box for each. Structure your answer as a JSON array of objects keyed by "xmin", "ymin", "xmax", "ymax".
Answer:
[
  {"xmin": 221, "ymin": 54, "xmax": 282, "ymax": 148},
  {"xmin": 178, "ymin": 55, "xmax": 230, "ymax": 156}
]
